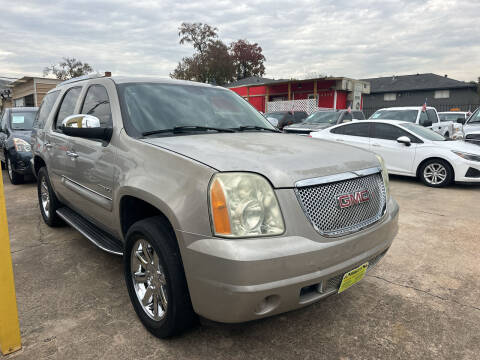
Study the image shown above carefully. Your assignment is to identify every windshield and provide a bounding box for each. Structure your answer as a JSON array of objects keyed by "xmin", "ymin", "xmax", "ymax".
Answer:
[
  {"xmin": 439, "ymin": 113, "xmax": 464, "ymax": 122},
  {"xmin": 118, "ymin": 83, "xmax": 275, "ymax": 136},
  {"xmin": 401, "ymin": 123, "xmax": 446, "ymax": 141},
  {"xmin": 370, "ymin": 109, "xmax": 418, "ymax": 123},
  {"xmin": 302, "ymin": 111, "xmax": 339, "ymax": 124},
  {"xmin": 9, "ymin": 111, "xmax": 37, "ymax": 130}
]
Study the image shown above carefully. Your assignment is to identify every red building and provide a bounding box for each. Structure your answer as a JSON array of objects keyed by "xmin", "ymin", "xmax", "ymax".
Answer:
[{"xmin": 227, "ymin": 76, "xmax": 370, "ymax": 113}]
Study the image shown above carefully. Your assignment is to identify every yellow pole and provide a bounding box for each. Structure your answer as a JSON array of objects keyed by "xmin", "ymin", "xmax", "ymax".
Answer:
[{"xmin": 0, "ymin": 172, "xmax": 21, "ymax": 355}]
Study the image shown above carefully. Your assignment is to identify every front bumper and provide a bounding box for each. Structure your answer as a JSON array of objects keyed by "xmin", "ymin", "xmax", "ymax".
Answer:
[
  {"xmin": 8, "ymin": 150, "xmax": 33, "ymax": 176},
  {"xmin": 180, "ymin": 196, "xmax": 399, "ymax": 323}
]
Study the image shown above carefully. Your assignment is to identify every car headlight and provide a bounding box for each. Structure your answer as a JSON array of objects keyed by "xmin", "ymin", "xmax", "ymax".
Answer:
[
  {"xmin": 209, "ymin": 172, "xmax": 285, "ymax": 238},
  {"xmin": 452, "ymin": 150, "xmax": 480, "ymax": 162},
  {"xmin": 13, "ymin": 138, "xmax": 31, "ymax": 152},
  {"xmin": 375, "ymin": 154, "xmax": 390, "ymax": 198}
]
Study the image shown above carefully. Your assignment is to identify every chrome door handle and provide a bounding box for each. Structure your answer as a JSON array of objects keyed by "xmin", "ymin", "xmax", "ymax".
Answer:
[
  {"xmin": 372, "ymin": 143, "xmax": 381, "ymax": 147},
  {"xmin": 45, "ymin": 143, "xmax": 53, "ymax": 149},
  {"xmin": 66, "ymin": 151, "xmax": 79, "ymax": 158}
]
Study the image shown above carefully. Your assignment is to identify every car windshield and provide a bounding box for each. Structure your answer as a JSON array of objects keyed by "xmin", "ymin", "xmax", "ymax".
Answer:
[
  {"xmin": 370, "ymin": 109, "xmax": 418, "ymax": 122},
  {"xmin": 118, "ymin": 83, "xmax": 275, "ymax": 136},
  {"xmin": 401, "ymin": 123, "xmax": 446, "ymax": 141},
  {"xmin": 439, "ymin": 113, "xmax": 464, "ymax": 122},
  {"xmin": 9, "ymin": 111, "xmax": 37, "ymax": 130},
  {"xmin": 302, "ymin": 111, "xmax": 339, "ymax": 124},
  {"xmin": 265, "ymin": 113, "xmax": 285, "ymax": 120}
]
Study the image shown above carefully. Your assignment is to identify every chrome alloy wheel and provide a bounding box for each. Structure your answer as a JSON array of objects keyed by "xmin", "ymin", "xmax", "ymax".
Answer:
[
  {"xmin": 7, "ymin": 157, "xmax": 13, "ymax": 180},
  {"xmin": 40, "ymin": 177, "xmax": 50, "ymax": 218},
  {"xmin": 131, "ymin": 239, "xmax": 168, "ymax": 321},
  {"xmin": 423, "ymin": 163, "xmax": 447, "ymax": 185}
]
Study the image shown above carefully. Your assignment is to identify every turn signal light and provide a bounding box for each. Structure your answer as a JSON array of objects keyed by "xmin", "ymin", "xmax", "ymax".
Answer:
[{"xmin": 210, "ymin": 179, "xmax": 231, "ymax": 235}]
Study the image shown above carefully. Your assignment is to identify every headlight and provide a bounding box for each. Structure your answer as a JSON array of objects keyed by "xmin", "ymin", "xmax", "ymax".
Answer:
[
  {"xmin": 209, "ymin": 172, "xmax": 285, "ymax": 237},
  {"xmin": 375, "ymin": 154, "xmax": 390, "ymax": 198},
  {"xmin": 13, "ymin": 138, "xmax": 31, "ymax": 152},
  {"xmin": 452, "ymin": 150, "xmax": 480, "ymax": 162}
]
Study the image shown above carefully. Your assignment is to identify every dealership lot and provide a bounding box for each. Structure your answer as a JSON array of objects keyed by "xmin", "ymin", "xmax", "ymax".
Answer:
[{"xmin": 2, "ymin": 171, "xmax": 479, "ymax": 360}]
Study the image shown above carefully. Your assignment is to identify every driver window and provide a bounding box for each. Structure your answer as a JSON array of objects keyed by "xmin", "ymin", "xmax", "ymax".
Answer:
[
  {"xmin": 342, "ymin": 112, "xmax": 353, "ymax": 122},
  {"xmin": 419, "ymin": 111, "xmax": 428, "ymax": 125},
  {"xmin": 81, "ymin": 85, "xmax": 112, "ymax": 128},
  {"xmin": 55, "ymin": 87, "xmax": 82, "ymax": 129},
  {"xmin": 469, "ymin": 110, "xmax": 480, "ymax": 123},
  {"xmin": 426, "ymin": 109, "xmax": 438, "ymax": 123}
]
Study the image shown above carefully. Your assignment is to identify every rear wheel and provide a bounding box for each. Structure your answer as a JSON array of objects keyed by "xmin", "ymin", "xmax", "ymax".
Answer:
[
  {"xmin": 419, "ymin": 159, "xmax": 453, "ymax": 187},
  {"xmin": 37, "ymin": 167, "xmax": 63, "ymax": 226},
  {"xmin": 124, "ymin": 216, "xmax": 196, "ymax": 338},
  {"xmin": 6, "ymin": 156, "xmax": 23, "ymax": 185}
]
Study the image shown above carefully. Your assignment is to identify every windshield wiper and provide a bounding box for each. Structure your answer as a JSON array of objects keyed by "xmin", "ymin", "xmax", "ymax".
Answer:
[
  {"xmin": 142, "ymin": 126, "xmax": 235, "ymax": 137},
  {"xmin": 231, "ymin": 125, "xmax": 280, "ymax": 132}
]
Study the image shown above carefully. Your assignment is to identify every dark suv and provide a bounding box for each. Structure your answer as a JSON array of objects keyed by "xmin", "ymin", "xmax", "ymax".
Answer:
[
  {"xmin": 264, "ymin": 111, "xmax": 308, "ymax": 130},
  {"xmin": 0, "ymin": 107, "xmax": 38, "ymax": 184}
]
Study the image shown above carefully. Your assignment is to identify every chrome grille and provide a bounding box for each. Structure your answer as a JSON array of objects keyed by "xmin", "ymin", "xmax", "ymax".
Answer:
[{"xmin": 295, "ymin": 171, "xmax": 386, "ymax": 237}]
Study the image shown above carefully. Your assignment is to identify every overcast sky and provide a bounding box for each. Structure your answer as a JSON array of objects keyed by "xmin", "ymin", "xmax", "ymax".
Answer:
[{"xmin": 1, "ymin": 0, "xmax": 479, "ymax": 82}]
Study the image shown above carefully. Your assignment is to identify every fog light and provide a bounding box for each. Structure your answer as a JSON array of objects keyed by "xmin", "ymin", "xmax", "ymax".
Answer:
[{"xmin": 254, "ymin": 295, "xmax": 280, "ymax": 315}]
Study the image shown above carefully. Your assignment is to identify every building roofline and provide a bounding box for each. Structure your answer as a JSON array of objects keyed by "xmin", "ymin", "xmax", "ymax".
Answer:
[{"xmin": 226, "ymin": 76, "xmax": 366, "ymax": 88}]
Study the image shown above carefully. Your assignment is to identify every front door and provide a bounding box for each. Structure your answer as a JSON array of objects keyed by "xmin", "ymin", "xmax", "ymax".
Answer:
[
  {"xmin": 370, "ymin": 123, "xmax": 417, "ymax": 175},
  {"xmin": 62, "ymin": 84, "xmax": 116, "ymax": 232}
]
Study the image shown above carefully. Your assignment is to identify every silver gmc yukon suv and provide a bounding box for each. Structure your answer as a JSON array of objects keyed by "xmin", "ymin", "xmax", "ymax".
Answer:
[{"xmin": 32, "ymin": 75, "xmax": 399, "ymax": 338}]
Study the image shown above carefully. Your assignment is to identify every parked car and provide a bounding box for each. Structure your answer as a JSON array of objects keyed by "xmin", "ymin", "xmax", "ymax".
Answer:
[
  {"xmin": 0, "ymin": 107, "xmax": 38, "ymax": 184},
  {"xmin": 369, "ymin": 106, "xmax": 452, "ymax": 138},
  {"xmin": 310, "ymin": 120, "xmax": 480, "ymax": 187},
  {"xmin": 462, "ymin": 108, "xmax": 480, "ymax": 145},
  {"xmin": 438, "ymin": 111, "xmax": 469, "ymax": 123},
  {"xmin": 283, "ymin": 109, "xmax": 365, "ymax": 134},
  {"xmin": 264, "ymin": 110, "xmax": 307, "ymax": 130},
  {"xmin": 32, "ymin": 75, "xmax": 398, "ymax": 338}
]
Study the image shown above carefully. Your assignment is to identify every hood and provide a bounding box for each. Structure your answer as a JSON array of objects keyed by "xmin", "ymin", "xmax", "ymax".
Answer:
[
  {"xmin": 434, "ymin": 140, "xmax": 480, "ymax": 153},
  {"xmin": 142, "ymin": 132, "xmax": 379, "ymax": 188},
  {"xmin": 284, "ymin": 123, "xmax": 332, "ymax": 131}
]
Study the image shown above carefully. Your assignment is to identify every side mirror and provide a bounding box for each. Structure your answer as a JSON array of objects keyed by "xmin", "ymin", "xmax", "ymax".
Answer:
[
  {"xmin": 397, "ymin": 136, "xmax": 411, "ymax": 146},
  {"xmin": 457, "ymin": 118, "xmax": 465, "ymax": 124},
  {"xmin": 61, "ymin": 114, "xmax": 112, "ymax": 141}
]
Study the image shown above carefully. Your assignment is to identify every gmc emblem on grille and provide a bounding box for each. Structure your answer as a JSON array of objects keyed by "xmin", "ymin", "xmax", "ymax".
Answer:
[{"xmin": 337, "ymin": 190, "xmax": 370, "ymax": 209}]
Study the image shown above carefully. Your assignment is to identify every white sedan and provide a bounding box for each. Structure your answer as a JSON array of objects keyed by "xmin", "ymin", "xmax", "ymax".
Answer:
[{"xmin": 310, "ymin": 120, "xmax": 480, "ymax": 187}]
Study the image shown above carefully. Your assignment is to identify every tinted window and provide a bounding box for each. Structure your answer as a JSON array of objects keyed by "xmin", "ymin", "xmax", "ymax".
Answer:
[
  {"xmin": 330, "ymin": 125, "xmax": 344, "ymax": 134},
  {"xmin": 467, "ymin": 109, "xmax": 480, "ymax": 124},
  {"xmin": 81, "ymin": 85, "xmax": 112, "ymax": 128},
  {"xmin": 55, "ymin": 87, "xmax": 82, "ymax": 129},
  {"xmin": 303, "ymin": 111, "xmax": 339, "ymax": 124},
  {"xmin": 294, "ymin": 112, "xmax": 307, "ymax": 121},
  {"xmin": 341, "ymin": 122, "xmax": 370, "ymax": 137},
  {"xmin": 353, "ymin": 111, "xmax": 365, "ymax": 120},
  {"xmin": 372, "ymin": 123, "xmax": 411, "ymax": 141},
  {"xmin": 34, "ymin": 91, "xmax": 60, "ymax": 129},
  {"xmin": 10, "ymin": 111, "xmax": 37, "ymax": 130},
  {"xmin": 426, "ymin": 109, "xmax": 438, "ymax": 123},
  {"xmin": 419, "ymin": 111, "xmax": 428, "ymax": 125},
  {"xmin": 342, "ymin": 112, "xmax": 353, "ymax": 122}
]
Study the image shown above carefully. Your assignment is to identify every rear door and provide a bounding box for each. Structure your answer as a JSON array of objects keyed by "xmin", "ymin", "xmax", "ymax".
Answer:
[
  {"xmin": 62, "ymin": 83, "xmax": 116, "ymax": 231},
  {"xmin": 370, "ymin": 123, "xmax": 418, "ymax": 175},
  {"xmin": 330, "ymin": 122, "xmax": 371, "ymax": 150}
]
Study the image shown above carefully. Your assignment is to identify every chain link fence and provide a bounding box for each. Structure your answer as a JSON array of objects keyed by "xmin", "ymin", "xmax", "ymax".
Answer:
[{"xmin": 266, "ymin": 99, "xmax": 332, "ymax": 115}]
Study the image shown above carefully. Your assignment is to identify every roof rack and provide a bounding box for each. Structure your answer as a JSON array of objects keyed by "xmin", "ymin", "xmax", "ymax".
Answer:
[{"xmin": 56, "ymin": 72, "xmax": 111, "ymax": 87}]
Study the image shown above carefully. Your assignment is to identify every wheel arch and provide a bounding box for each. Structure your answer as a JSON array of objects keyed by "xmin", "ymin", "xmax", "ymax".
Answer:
[
  {"xmin": 33, "ymin": 155, "xmax": 46, "ymax": 177},
  {"xmin": 416, "ymin": 157, "xmax": 455, "ymax": 179}
]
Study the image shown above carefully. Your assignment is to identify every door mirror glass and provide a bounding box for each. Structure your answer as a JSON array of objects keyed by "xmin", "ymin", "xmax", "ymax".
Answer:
[
  {"xmin": 61, "ymin": 114, "xmax": 112, "ymax": 141},
  {"xmin": 397, "ymin": 136, "xmax": 411, "ymax": 146}
]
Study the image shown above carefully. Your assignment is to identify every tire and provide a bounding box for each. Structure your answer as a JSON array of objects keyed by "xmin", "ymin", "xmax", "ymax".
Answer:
[
  {"xmin": 419, "ymin": 159, "xmax": 453, "ymax": 187},
  {"xmin": 37, "ymin": 167, "xmax": 64, "ymax": 226},
  {"xmin": 124, "ymin": 216, "xmax": 196, "ymax": 338},
  {"xmin": 6, "ymin": 155, "xmax": 24, "ymax": 185}
]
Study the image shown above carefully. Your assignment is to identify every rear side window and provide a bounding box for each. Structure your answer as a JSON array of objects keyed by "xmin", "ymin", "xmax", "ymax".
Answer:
[
  {"xmin": 55, "ymin": 87, "xmax": 82, "ymax": 129},
  {"xmin": 419, "ymin": 111, "xmax": 428, "ymax": 125},
  {"xmin": 331, "ymin": 125, "xmax": 344, "ymax": 134},
  {"xmin": 81, "ymin": 85, "xmax": 113, "ymax": 128},
  {"xmin": 341, "ymin": 122, "xmax": 370, "ymax": 137},
  {"xmin": 372, "ymin": 123, "xmax": 408, "ymax": 140},
  {"xmin": 34, "ymin": 91, "xmax": 60, "ymax": 129},
  {"xmin": 353, "ymin": 111, "xmax": 365, "ymax": 120},
  {"xmin": 342, "ymin": 112, "xmax": 353, "ymax": 122}
]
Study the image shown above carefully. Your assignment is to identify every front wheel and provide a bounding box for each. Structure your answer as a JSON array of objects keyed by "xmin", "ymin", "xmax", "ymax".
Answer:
[
  {"xmin": 124, "ymin": 216, "xmax": 196, "ymax": 338},
  {"xmin": 6, "ymin": 156, "xmax": 23, "ymax": 185},
  {"xmin": 419, "ymin": 159, "xmax": 453, "ymax": 187}
]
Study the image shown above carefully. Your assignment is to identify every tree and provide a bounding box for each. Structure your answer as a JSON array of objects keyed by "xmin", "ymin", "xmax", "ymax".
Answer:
[
  {"xmin": 43, "ymin": 57, "xmax": 93, "ymax": 80},
  {"xmin": 230, "ymin": 39, "xmax": 266, "ymax": 80},
  {"xmin": 178, "ymin": 22, "xmax": 218, "ymax": 55}
]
